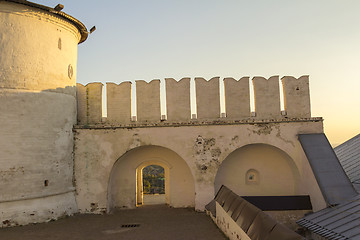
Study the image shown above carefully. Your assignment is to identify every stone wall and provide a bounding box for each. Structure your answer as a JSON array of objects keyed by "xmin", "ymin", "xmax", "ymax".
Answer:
[
  {"xmin": 74, "ymin": 75, "xmax": 324, "ymax": 230},
  {"xmin": 0, "ymin": 1, "xmax": 85, "ymax": 227},
  {"xmin": 0, "ymin": 1, "xmax": 322, "ymax": 231},
  {"xmin": 76, "ymin": 75, "xmax": 311, "ymax": 125},
  {"xmin": 74, "ymin": 118, "xmax": 326, "ymax": 214}
]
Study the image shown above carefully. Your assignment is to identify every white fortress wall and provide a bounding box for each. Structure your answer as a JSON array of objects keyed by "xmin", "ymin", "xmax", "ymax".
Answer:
[
  {"xmin": 223, "ymin": 77, "xmax": 250, "ymax": 119},
  {"xmin": 76, "ymin": 75, "xmax": 312, "ymax": 125},
  {"xmin": 0, "ymin": 1, "xmax": 86, "ymax": 227},
  {"xmin": 106, "ymin": 82, "xmax": 132, "ymax": 124},
  {"xmin": 252, "ymin": 76, "xmax": 282, "ymax": 119},
  {"xmin": 74, "ymin": 120, "xmax": 325, "ymax": 213},
  {"xmin": 195, "ymin": 77, "xmax": 221, "ymax": 120},
  {"xmin": 282, "ymin": 76, "xmax": 311, "ymax": 118},
  {"xmin": 76, "ymin": 83, "xmax": 103, "ymax": 125},
  {"xmin": 136, "ymin": 80, "xmax": 161, "ymax": 122},
  {"xmin": 1, "ymin": 0, "xmax": 325, "ymax": 230},
  {"xmin": 73, "ymin": 75, "xmax": 326, "ymax": 217},
  {"xmin": 165, "ymin": 78, "xmax": 191, "ymax": 122}
]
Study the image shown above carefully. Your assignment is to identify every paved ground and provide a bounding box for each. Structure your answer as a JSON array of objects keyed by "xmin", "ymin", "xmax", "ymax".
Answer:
[{"xmin": 0, "ymin": 205, "xmax": 227, "ymax": 240}]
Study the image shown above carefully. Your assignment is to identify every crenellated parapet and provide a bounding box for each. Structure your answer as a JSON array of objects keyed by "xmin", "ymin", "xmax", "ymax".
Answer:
[
  {"xmin": 252, "ymin": 76, "xmax": 281, "ymax": 119},
  {"xmin": 107, "ymin": 82, "xmax": 132, "ymax": 124},
  {"xmin": 195, "ymin": 77, "xmax": 221, "ymax": 120},
  {"xmin": 166, "ymin": 78, "xmax": 191, "ymax": 122},
  {"xmin": 136, "ymin": 80, "xmax": 161, "ymax": 122},
  {"xmin": 76, "ymin": 83, "xmax": 103, "ymax": 125},
  {"xmin": 281, "ymin": 76, "xmax": 311, "ymax": 118},
  {"xmin": 76, "ymin": 76, "xmax": 312, "ymax": 125},
  {"xmin": 224, "ymin": 77, "xmax": 250, "ymax": 119}
]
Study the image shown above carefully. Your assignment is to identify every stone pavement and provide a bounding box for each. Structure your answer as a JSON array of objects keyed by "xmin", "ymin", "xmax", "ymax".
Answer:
[{"xmin": 0, "ymin": 205, "xmax": 227, "ymax": 240}]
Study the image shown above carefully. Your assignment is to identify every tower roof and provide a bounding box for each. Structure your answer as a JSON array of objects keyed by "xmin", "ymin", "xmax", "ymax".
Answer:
[{"xmin": 1, "ymin": 0, "xmax": 88, "ymax": 43}]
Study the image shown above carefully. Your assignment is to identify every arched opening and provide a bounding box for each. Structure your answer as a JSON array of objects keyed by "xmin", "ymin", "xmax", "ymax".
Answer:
[
  {"xmin": 107, "ymin": 145, "xmax": 195, "ymax": 212},
  {"xmin": 214, "ymin": 144, "xmax": 300, "ymax": 197},
  {"xmin": 143, "ymin": 165, "xmax": 165, "ymax": 195},
  {"xmin": 136, "ymin": 162, "xmax": 169, "ymax": 206}
]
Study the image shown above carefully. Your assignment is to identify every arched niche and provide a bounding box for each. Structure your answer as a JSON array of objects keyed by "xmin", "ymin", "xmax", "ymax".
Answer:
[
  {"xmin": 245, "ymin": 169, "xmax": 260, "ymax": 185},
  {"xmin": 214, "ymin": 144, "xmax": 300, "ymax": 197},
  {"xmin": 107, "ymin": 145, "xmax": 195, "ymax": 212}
]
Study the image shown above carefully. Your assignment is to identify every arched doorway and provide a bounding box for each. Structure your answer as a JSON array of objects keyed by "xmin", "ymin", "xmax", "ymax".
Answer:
[
  {"xmin": 136, "ymin": 162, "xmax": 169, "ymax": 206},
  {"xmin": 107, "ymin": 145, "xmax": 195, "ymax": 212},
  {"xmin": 214, "ymin": 144, "xmax": 300, "ymax": 197}
]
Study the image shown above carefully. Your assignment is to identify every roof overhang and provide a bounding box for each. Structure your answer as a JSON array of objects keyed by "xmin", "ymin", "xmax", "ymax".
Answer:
[{"xmin": 0, "ymin": 0, "xmax": 88, "ymax": 43}]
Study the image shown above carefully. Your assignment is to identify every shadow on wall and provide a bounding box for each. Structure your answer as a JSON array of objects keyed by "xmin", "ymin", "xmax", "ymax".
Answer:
[
  {"xmin": 106, "ymin": 145, "xmax": 195, "ymax": 212},
  {"xmin": 0, "ymin": 86, "xmax": 78, "ymax": 227},
  {"xmin": 214, "ymin": 144, "xmax": 300, "ymax": 197}
]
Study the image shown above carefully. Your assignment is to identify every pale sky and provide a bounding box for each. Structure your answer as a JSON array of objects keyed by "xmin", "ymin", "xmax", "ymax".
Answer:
[{"xmin": 37, "ymin": 0, "xmax": 360, "ymax": 146}]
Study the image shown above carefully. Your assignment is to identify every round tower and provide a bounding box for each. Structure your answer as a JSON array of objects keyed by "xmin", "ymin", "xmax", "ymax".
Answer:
[{"xmin": 0, "ymin": 1, "xmax": 87, "ymax": 227}]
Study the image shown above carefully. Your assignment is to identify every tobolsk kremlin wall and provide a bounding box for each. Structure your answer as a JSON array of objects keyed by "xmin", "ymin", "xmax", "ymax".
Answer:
[
  {"xmin": 74, "ymin": 76, "xmax": 325, "ymax": 231},
  {"xmin": 0, "ymin": 0, "xmax": 87, "ymax": 227},
  {"xmin": 1, "ymin": 0, "xmax": 328, "ymax": 229}
]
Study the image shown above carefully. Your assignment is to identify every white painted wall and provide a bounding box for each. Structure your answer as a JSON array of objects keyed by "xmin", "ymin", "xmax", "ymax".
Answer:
[
  {"xmin": 106, "ymin": 146, "xmax": 195, "ymax": 212},
  {"xmin": 215, "ymin": 144, "xmax": 299, "ymax": 196},
  {"xmin": 74, "ymin": 119, "xmax": 326, "ymax": 216},
  {"xmin": 0, "ymin": 1, "xmax": 82, "ymax": 227}
]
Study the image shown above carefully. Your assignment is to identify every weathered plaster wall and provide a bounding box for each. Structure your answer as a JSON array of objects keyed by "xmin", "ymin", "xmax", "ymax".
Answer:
[
  {"xmin": 74, "ymin": 119, "xmax": 325, "ymax": 214},
  {"xmin": 0, "ymin": 2, "xmax": 80, "ymax": 95},
  {"xmin": 214, "ymin": 144, "xmax": 299, "ymax": 197},
  {"xmin": 1, "ymin": 192, "xmax": 77, "ymax": 227},
  {"xmin": 0, "ymin": 1, "xmax": 81, "ymax": 227},
  {"xmin": 106, "ymin": 146, "xmax": 195, "ymax": 211},
  {"xmin": 0, "ymin": 0, "xmax": 323, "ymax": 229}
]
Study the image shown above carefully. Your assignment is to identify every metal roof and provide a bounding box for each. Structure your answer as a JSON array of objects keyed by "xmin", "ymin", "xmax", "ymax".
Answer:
[
  {"xmin": 298, "ymin": 134, "xmax": 357, "ymax": 205},
  {"xmin": 297, "ymin": 194, "xmax": 360, "ymax": 240},
  {"xmin": 334, "ymin": 134, "xmax": 360, "ymax": 193},
  {"xmin": 0, "ymin": 0, "xmax": 88, "ymax": 43},
  {"xmin": 215, "ymin": 185, "xmax": 304, "ymax": 240}
]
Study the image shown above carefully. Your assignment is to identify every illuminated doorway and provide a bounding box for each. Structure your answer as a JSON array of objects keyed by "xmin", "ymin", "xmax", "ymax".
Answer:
[
  {"xmin": 107, "ymin": 145, "xmax": 195, "ymax": 211},
  {"xmin": 142, "ymin": 165, "xmax": 166, "ymax": 205},
  {"xmin": 136, "ymin": 161, "xmax": 170, "ymax": 206}
]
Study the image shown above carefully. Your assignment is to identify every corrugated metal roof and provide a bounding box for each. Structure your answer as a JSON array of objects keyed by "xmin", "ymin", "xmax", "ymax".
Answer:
[
  {"xmin": 215, "ymin": 185, "xmax": 304, "ymax": 240},
  {"xmin": 297, "ymin": 194, "xmax": 360, "ymax": 240},
  {"xmin": 334, "ymin": 134, "xmax": 360, "ymax": 193},
  {"xmin": 298, "ymin": 134, "xmax": 357, "ymax": 205}
]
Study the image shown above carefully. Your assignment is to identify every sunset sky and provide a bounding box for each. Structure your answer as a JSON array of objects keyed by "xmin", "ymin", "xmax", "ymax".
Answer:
[{"xmin": 37, "ymin": 0, "xmax": 360, "ymax": 146}]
